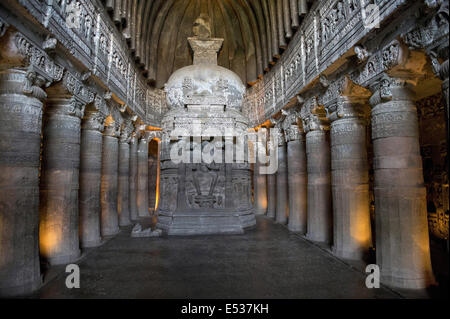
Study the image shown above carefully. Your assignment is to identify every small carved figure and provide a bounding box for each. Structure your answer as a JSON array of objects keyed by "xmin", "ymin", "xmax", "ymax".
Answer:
[{"xmin": 193, "ymin": 13, "xmax": 212, "ymax": 39}]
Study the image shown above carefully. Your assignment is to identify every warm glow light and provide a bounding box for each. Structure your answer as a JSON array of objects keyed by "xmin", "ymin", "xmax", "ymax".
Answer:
[
  {"xmin": 146, "ymin": 126, "xmax": 162, "ymax": 131},
  {"xmin": 155, "ymin": 141, "xmax": 161, "ymax": 211},
  {"xmin": 104, "ymin": 115, "xmax": 115, "ymax": 126},
  {"xmin": 258, "ymin": 197, "xmax": 268, "ymax": 210},
  {"xmin": 39, "ymin": 223, "xmax": 62, "ymax": 257},
  {"xmin": 351, "ymin": 203, "xmax": 372, "ymax": 248}
]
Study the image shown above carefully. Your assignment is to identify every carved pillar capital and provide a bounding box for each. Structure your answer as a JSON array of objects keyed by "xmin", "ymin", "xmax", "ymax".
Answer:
[
  {"xmin": 321, "ymin": 75, "xmax": 371, "ymax": 123},
  {"xmin": 298, "ymin": 96, "xmax": 330, "ymax": 133},
  {"xmin": 1, "ymin": 31, "xmax": 64, "ymax": 100},
  {"xmin": 45, "ymin": 96, "xmax": 86, "ymax": 119},
  {"xmin": 93, "ymin": 93, "xmax": 109, "ymax": 116},
  {"xmin": 402, "ymin": 0, "xmax": 449, "ymax": 60},
  {"xmin": 119, "ymin": 121, "xmax": 134, "ymax": 144},
  {"xmin": 45, "ymin": 71, "xmax": 95, "ymax": 119},
  {"xmin": 369, "ymin": 75, "xmax": 420, "ymax": 141},
  {"xmin": 139, "ymin": 133, "xmax": 149, "ymax": 145},
  {"xmin": 273, "ymin": 127, "xmax": 286, "ymax": 146},
  {"xmin": 130, "ymin": 127, "xmax": 142, "ymax": 142},
  {"xmin": 82, "ymin": 110, "xmax": 105, "ymax": 132},
  {"xmin": 369, "ymin": 75, "xmax": 416, "ymax": 107},
  {"xmin": 0, "ymin": 68, "xmax": 47, "ymax": 100},
  {"xmin": 281, "ymin": 108, "xmax": 304, "ymax": 142},
  {"xmin": 382, "ymin": 39, "xmax": 429, "ymax": 86},
  {"xmin": 104, "ymin": 121, "xmax": 121, "ymax": 138},
  {"xmin": 284, "ymin": 124, "xmax": 305, "ymax": 142}
]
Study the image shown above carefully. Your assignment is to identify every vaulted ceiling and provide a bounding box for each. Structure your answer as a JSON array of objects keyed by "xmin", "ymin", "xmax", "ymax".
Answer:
[{"xmin": 103, "ymin": 0, "xmax": 311, "ymax": 88}]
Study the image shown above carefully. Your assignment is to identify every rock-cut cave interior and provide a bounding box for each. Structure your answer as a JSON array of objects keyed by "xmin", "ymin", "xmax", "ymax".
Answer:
[{"xmin": 0, "ymin": 0, "xmax": 448, "ymax": 300}]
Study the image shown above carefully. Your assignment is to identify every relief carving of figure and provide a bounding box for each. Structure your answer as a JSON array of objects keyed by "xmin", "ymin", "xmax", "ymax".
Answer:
[{"xmin": 192, "ymin": 163, "xmax": 219, "ymax": 208}]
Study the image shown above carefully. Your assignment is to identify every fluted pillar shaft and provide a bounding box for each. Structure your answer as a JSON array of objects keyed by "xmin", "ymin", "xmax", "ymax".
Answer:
[
  {"xmin": 305, "ymin": 130, "xmax": 332, "ymax": 243},
  {"xmin": 286, "ymin": 125, "xmax": 307, "ymax": 233},
  {"xmin": 118, "ymin": 124, "xmax": 132, "ymax": 226},
  {"xmin": 300, "ymin": 102, "xmax": 333, "ymax": 244},
  {"xmin": 0, "ymin": 69, "xmax": 43, "ymax": 295},
  {"xmin": 369, "ymin": 78, "xmax": 434, "ymax": 289},
  {"xmin": 101, "ymin": 123, "xmax": 120, "ymax": 236},
  {"xmin": 440, "ymin": 60, "xmax": 449, "ymax": 252},
  {"xmin": 39, "ymin": 96, "xmax": 83, "ymax": 265},
  {"xmin": 275, "ymin": 129, "xmax": 289, "ymax": 224},
  {"xmin": 137, "ymin": 135, "xmax": 149, "ymax": 217},
  {"xmin": 328, "ymin": 97, "xmax": 372, "ymax": 260},
  {"xmin": 266, "ymin": 132, "xmax": 277, "ymax": 218},
  {"xmin": 79, "ymin": 111, "xmax": 104, "ymax": 248},
  {"xmin": 253, "ymin": 140, "xmax": 268, "ymax": 215},
  {"xmin": 442, "ymin": 60, "xmax": 449, "ymax": 110},
  {"xmin": 129, "ymin": 133, "xmax": 139, "ymax": 221}
]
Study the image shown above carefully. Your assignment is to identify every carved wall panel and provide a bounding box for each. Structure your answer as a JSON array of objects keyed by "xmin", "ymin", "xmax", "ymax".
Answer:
[{"xmin": 417, "ymin": 94, "xmax": 449, "ymax": 240}]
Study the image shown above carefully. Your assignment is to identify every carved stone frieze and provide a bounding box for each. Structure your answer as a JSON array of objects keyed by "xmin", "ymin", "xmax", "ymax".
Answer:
[
  {"xmin": 13, "ymin": 33, "xmax": 64, "ymax": 85},
  {"xmin": 62, "ymin": 72, "xmax": 95, "ymax": 105},
  {"xmin": 402, "ymin": 0, "xmax": 449, "ymax": 60},
  {"xmin": 1, "ymin": 1, "xmax": 167, "ymax": 126}
]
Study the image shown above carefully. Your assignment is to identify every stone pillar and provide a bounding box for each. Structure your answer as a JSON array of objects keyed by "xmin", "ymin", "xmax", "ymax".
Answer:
[
  {"xmin": 118, "ymin": 122, "xmax": 132, "ymax": 227},
  {"xmin": 0, "ymin": 68, "xmax": 44, "ymax": 295},
  {"xmin": 101, "ymin": 121, "xmax": 120, "ymax": 236},
  {"xmin": 440, "ymin": 60, "xmax": 449, "ymax": 252},
  {"xmin": 129, "ymin": 131, "xmax": 139, "ymax": 221},
  {"xmin": 39, "ymin": 95, "xmax": 85, "ymax": 265},
  {"xmin": 253, "ymin": 160, "xmax": 268, "ymax": 215},
  {"xmin": 137, "ymin": 134, "xmax": 149, "ymax": 217},
  {"xmin": 369, "ymin": 77, "xmax": 435, "ymax": 289},
  {"xmin": 79, "ymin": 110, "xmax": 104, "ymax": 248},
  {"xmin": 301, "ymin": 99, "xmax": 332, "ymax": 243},
  {"xmin": 285, "ymin": 123, "xmax": 307, "ymax": 233},
  {"xmin": 275, "ymin": 128, "xmax": 289, "ymax": 224},
  {"xmin": 266, "ymin": 132, "xmax": 277, "ymax": 219},
  {"xmin": 253, "ymin": 129, "xmax": 268, "ymax": 215},
  {"xmin": 441, "ymin": 60, "xmax": 449, "ymax": 110},
  {"xmin": 326, "ymin": 91, "xmax": 372, "ymax": 260}
]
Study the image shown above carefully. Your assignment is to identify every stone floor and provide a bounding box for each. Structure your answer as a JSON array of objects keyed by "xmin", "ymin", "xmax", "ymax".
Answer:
[{"xmin": 31, "ymin": 216, "xmax": 441, "ymax": 299}]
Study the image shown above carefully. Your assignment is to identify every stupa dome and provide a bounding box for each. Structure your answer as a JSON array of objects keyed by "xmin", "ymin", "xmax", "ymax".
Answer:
[
  {"xmin": 164, "ymin": 15, "xmax": 245, "ymax": 111},
  {"xmin": 165, "ymin": 64, "xmax": 245, "ymax": 110}
]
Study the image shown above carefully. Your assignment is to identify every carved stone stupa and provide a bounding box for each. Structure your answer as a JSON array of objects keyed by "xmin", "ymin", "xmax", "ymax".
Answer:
[{"xmin": 157, "ymin": 15, "xmax": 256, "ymax": 235}]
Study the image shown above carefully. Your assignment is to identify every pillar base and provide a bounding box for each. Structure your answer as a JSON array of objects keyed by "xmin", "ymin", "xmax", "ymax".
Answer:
[
  {"xmin": 288, "ymin": 224, "xmax": 306, "ymax": 233},
  {"xmin": 102, "ymin": 227, "xmax": 120, "ymax": 237},
  {"xmin": 381, "ymin": 272, "xmax": 436, "ymax": 290},
  {"xmin": 332, "ymin": 247, "xmax": 367, "ymax": 261},
  {"xmin": 119, "ymin": 220, "xmax": 132, "ymax": 227},
  {"xmin": 45, "ymin": 250, "xmax": 81, "ymax": 266},
  {"xmin": 0, "ymin": 277, "xmax": 42, "ymax": 297},
  {"xmin": 80, "ymin": 238, "xmax": 102, "ymax": 248},
  {"xmin": 307, "ymin": 233, "xmax": 331, "ymax": 244},
  {"xmin": 254, "ymin": 209, "xmax": 267, "ymax": 216},
  {"xmin": 266, "ymin": 212, "xmax": 276, "ymax": 219}
]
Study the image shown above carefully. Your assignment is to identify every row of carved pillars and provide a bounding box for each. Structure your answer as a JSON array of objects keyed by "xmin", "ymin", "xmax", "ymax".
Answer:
[
  {"xmin": 253, "ymin": 68, "xmax": 449, "ymax": 290},
  {"xmin": 0, "ymin": 41, "xmax": 156, "ymax": 297}
]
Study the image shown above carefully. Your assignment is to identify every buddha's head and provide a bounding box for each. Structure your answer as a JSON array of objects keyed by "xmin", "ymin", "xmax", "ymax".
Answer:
[{"xmin": 193, "ymin": 13, "xmax": 211, "ymax": 39}]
